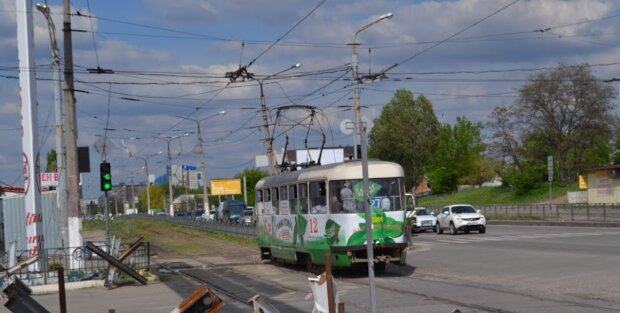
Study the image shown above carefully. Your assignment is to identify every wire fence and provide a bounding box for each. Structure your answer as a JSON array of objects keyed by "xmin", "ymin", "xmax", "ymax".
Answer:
[
  {"xmin": 424, "ymin": 203, "xmax": 620, "ymax": 222},
  {"xmin": 122, "ymin": 214, "xmax": 257, "ymax": 238},
  {"xmin": 2, "ymin": 242, "xmax": 150, "ymax": 287}
]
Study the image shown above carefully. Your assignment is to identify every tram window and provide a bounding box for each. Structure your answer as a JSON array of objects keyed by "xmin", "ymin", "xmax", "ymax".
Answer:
[
  {"xmin": 369, "ymin": 177, "xmax": 403, "ymax": 211},
  {"xmin": 329, "ymin": 180, "xmax": 356, "ymax": 213},
  {"xmin": 298, "ymin": 183, "xmax": 309, "ymax": 214},
  {"xmin": 280, "ymin": 186, "xmax": 288, "ymax": 200},
  {"xmin": 309, "ymin": 181, "xmax": 327, "ymax": 214},
  {"xmin": 272, "ymin": 187, "xmax": 279, "ymax": 214},
  {"xmin": 264, "ymin": 188, "xmax": 271, "ymax": 202},
  {"xmin": 288, "ymin": 185, "xmax": 298, "ymax": 213},
  {"xmin": 256, "ymin": 190, "xmax": 263, "ymax": 203}
]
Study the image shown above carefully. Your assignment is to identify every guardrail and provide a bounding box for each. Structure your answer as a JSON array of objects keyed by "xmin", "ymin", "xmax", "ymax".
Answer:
[{"xmin": 425, "ymin": 203, "xmax": 620, "ymax": 222}]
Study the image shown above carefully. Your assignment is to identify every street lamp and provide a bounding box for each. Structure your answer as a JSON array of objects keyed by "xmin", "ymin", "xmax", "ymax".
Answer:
[
  {"xmin": 155, "ymin": 133, "xmax": 190, "ymax": 216},
  {"xmin": 350, "ymin": 12, "xmax": 393, "ymax": 313},
  {"xmin": 255, "ymin": 63, "xmax": 301, "ymax": 175},
  {"xmin": 176, "ymin": 110, "xmax": 226, "ymax": 219},
  {"xmin": 133, "ymin": 151, "xmax": 162, "ymax": 215},
  {"xmin": 351, "ymin": 13, "xmax": 393, "ymax": 159}
]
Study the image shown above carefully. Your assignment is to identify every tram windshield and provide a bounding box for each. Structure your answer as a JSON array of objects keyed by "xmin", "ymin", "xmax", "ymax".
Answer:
[{"xmin": 329, "ymin": 177, "xmax": 403, "ymax": 213}]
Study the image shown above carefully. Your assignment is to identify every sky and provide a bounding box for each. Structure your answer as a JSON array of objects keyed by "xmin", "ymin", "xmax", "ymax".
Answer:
[{"xmin": 1, "ymin": 0, "xmax": 619, "ymax": 200}]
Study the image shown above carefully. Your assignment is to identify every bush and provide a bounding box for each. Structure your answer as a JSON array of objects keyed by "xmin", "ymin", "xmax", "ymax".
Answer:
[{"xmin": 503, "ymin": 163, "xmax": 544, "ymax": 195}]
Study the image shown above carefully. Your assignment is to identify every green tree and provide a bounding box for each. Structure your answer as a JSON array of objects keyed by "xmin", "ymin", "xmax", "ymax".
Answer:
[
  {"xmin": 368, "ymin": 89, "xmax": 440, "ymax": 191},
  {"xmin": 514, "ymin": 63, "xmax": 615, "ymax": 183},
  {"xmin": 459, "ymin": 157, "xmax": 497, "ymax": 187},
  {"xmin": 427, "ymin": 117, "xmax": 486, "ymax": 193},
  {"xmin": 46, "ymin": 149, "xmax": 57, "ymax": 172},
  {"xmin": 235, "ymin": 168, "xmax": 268, "ymax": 206}
]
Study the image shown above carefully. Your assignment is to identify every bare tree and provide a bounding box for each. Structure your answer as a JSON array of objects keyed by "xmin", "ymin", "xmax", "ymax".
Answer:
[
  {"xmin": 486, "ymin": 105, "xmax": 523, "ymax": 168},
  {"xmin": 515, "ymin": 64, "xmax": 615, "ymax": 182}
]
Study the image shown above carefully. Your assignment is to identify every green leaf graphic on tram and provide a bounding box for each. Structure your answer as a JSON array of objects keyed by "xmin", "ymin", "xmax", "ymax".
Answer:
[
  {"xmin": 346, "ymin": 230, "xmax": 367, "ymax": 246},
  {"xmin": 324, "ymin": 219, "xmax": 341, "ymax": 245}
]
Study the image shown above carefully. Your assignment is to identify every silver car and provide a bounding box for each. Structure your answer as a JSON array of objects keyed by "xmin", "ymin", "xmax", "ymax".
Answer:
[
  {"xmin": 407, "ymin": 207, "xmax": 437, "ymax": 233},
  {"xmin": 437, "ymin": 204, "xmax": 486, "ymax": 235},
  {"xmin": 241, "ymin": 209, "xmax": 254, "ymax": 226}
]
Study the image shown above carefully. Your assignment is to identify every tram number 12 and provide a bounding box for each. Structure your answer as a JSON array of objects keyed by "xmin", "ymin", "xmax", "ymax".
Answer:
[{"xmin": 309, "ymin": 217, "xmax": 319, "ymax": 234}]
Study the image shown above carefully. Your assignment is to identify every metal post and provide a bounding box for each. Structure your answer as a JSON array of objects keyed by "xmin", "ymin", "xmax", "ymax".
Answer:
[
  {"xmin": 350, "ymin": 13, "xmax": 393, "ymax": 162},
  {"xmin": 58, "ymin": 267, "xmax": 67, "ymax": 313},
  {"xmin": 351, "ymin": 37, "xmax": 360, "ymax": 160},
  {"xmin": 259, "ymin": 80, "xmax": 277, "ymax": 175},
  {"xmin": 360, "ymin": 121, "xmax": 377, "ymax": 313},
  {"xmin": 176, "ymin": 111, "xmax": 225, "ymax": 218},
  {"xmin": 243, "ymin": 175, "xmax": 247, "ymax": 204},
  {"xmin": 167, "ymin": 140, "xmax": 174, "ymax": 216},
  {"xmin": 197, "ymin": 123, "xmax": 209, "ymax": 215},
  {"xmin": 104, "ymin": 192, "xmax": 110, "ymax": 246},
  {"xmin": 130, "ymin": 172, "xmax": 135, "ymax": 210},
  {"xmin": 144, "ymin": 158, "xmax": 151, "ymax": 214}
]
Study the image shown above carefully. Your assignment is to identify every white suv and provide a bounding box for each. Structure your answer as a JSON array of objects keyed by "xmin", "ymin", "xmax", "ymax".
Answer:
[{"xmin": 437, "ymin": 204, "xmax": 486, "ymax": 235}]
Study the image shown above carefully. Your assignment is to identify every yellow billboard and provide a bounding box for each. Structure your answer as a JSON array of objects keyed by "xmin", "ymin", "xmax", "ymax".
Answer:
[
  {"xmin": 211, "ymin": 178, "xmax": 242, "ymax": 195},
  {"xmin": 578, "ymin": 175, "xmax": 588, "ymax": 190}
]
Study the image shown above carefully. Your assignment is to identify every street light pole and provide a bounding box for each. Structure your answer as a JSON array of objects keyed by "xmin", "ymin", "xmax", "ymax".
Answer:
[
  {"xmin": 137, "ymin": 151, "xmax": 161, "ymax": 215},
  {"xmin": 351, "ymin": 13, "xmax": 393, "ymax": 313},
  {"xmin": 156, "ymin": 134, "xmax": 189, "ymax": 216},
  {"xmin": 351, "ymin": 13, "xmax": 393, "ymax": 160},
  {"xmin": 36, "ymin": 3, "xmax": 68, "ymax": 246},
  {"xmin": 255, "ymin": 64, "xmax": 301, "ymax": 175},
  {"xmin": 177, "ymin": 111, "xmax": 226, "ymax": 219}
]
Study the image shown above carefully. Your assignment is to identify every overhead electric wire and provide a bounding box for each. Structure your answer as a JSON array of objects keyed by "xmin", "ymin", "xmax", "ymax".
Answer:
[
  {"xmin": 379, "ymin": 0, "xmax": 521, "ymax": 75},
  {"xmin": 246, "ymin": 0, "xmax": 327, "ymax": 68}
]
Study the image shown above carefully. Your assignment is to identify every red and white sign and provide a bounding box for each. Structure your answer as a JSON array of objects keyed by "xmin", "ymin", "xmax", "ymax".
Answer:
[{"xmin": 40, "ymin": 172, "xmax": 59, "ymax": 188}]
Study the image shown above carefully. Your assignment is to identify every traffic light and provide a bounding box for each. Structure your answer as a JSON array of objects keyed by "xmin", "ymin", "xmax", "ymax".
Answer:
[{"xmin": 100, "ymin": 162, "xmax": 112, "ymax": 191}]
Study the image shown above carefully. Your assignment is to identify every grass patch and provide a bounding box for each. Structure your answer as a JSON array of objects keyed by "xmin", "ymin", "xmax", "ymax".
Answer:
[
  {"xmin": 417, "ymin": 183, "xmax": 578, "ymax": 208},
  {"xmin": 82, "ymin": 218, "xmax": 256, "ymax": 256}
]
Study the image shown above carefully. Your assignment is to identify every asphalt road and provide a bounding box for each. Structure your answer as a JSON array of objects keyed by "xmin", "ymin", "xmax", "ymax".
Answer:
[{"xmin": 403, "ymin": 224, "xmax": 620, "ymax": 312}]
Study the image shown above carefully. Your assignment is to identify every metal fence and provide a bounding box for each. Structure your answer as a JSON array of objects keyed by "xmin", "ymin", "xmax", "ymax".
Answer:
[
  {"xmin": 425, "ymin": 203, "xmax": 620, "ymax": 222},
  {"xmin": 2, "ymin": 243, "xmax": 150, "ymax": 286},
  {"xmin": 122, "ymin": 214, "xmax": 257, "ymax": 238}
]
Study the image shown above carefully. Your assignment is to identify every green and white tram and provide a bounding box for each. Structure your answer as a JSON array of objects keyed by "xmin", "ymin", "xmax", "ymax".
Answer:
[{"xmin": 255, "ymin": 160, "xmax": 409, "ymax": 272}]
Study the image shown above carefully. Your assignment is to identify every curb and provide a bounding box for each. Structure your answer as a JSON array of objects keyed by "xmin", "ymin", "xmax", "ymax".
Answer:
[{"xmin": 30, "ymin": 280, "xmax": 105, "ymax": 295}]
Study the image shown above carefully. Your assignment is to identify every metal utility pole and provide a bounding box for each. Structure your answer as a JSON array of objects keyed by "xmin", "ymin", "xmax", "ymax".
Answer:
[
  {"xmin": 351, "ymin": 13, "xmax": 393, "ymax": 161},
  {"xmin": 63, "ymin": 0, "xmax": 83, "ymax": 257},
  {"xmin": 135, "ymin": 151, "xmax": 161, "ymax": 215},
  {"xmin": 156, "ymin": 134, "xmax": 189, "ymax": 216},
  {"xmin": 166, "ymin": 140, "xmax": 174, "ymax": 216},
  {"xmin": 255, "ymin": 64, "xmax": 301, "ymax": 175},
  {"xmin": 351, "ymin": 13, "xmax": 393, "ymax": 313},
  {"xmin": 37, "ymin": 3, "xmax": 68, "ymax": 247},
  {"xmin": 177, "ymin": 111, "xmax": 226, "ymax": 219}
]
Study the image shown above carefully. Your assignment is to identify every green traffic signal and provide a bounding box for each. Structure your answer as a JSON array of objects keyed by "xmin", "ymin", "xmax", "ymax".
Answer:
[{"xmin": 100, "ymin": 162, "xmax": 112, "ymax": 191}]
